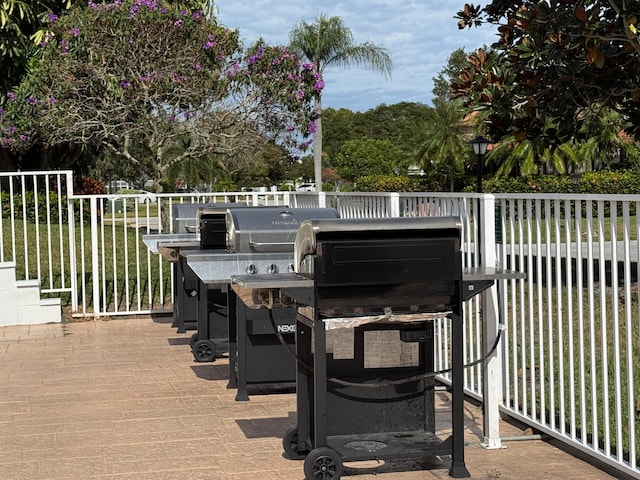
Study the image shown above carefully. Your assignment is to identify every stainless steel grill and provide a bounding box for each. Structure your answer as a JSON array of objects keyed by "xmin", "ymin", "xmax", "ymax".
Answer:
[
  {"xmin": 185, "ymin": 207, "xmax": 340, "ymax": 284},
  {"xmin": 184, "ymin": 207, "xmax": 341, "ymax": 401}
]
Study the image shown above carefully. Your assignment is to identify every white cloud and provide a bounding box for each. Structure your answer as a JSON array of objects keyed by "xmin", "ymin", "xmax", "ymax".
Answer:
[{"xmin": 213, "ymin": 0, "xmax": 496, "ymax": 111}]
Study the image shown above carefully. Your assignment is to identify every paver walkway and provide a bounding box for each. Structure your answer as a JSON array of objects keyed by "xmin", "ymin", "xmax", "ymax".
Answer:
[{"xmin": 0, "ymin": 316, "xmax": 627, "ymax": 480}]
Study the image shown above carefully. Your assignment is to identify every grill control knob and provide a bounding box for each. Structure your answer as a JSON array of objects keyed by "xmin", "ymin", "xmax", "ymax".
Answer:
[
  {"xmin": 245, "ymin": 264, "xmax": 258, "ymax": 275},
  {"xmin": 287, "ymin": 264, "xmax": 295, "ymax": 273},
  {"xmin": 267, "ymin": 264, "xmax": 278, "ymax": 274}
]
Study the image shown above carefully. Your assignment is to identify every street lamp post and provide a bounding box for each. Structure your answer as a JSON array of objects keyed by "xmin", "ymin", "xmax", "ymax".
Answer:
[
  {"xmin": 469, "ymin": 136, "xmax": 491, "ymax": 193},
  {"xmin": 468, "ymin": 136, "xmax": 491, "ymax": 267}
]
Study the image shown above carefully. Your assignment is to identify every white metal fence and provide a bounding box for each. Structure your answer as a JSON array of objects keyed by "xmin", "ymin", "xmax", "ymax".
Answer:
[{"xmin": 0, "ymin": 171, "xmax": 637, "ymax": 478}]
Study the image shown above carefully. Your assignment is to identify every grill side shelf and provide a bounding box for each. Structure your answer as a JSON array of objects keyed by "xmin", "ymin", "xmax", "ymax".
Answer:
[{"xmin": 462, "ymin": 267, "xmax": 526, "ymax": 301}]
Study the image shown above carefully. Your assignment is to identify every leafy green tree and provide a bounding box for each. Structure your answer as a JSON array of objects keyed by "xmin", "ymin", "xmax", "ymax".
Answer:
[
  {"xmin": 335, "ymin": 138, "xmax": 401, "ymax": 183},
  {"xmin": 415, "ymin": 100, "xmax": 470, "ymax": 191},
  {"xmin": 1, "ymin": 0, "xmax": 320, "ymax": 191},
  {"xmin": 431, "ymin": 48, "xmax": 470, "ymax": 103},
  {"xmin": 453, "ymin": 1, "xmax": 640, "ymax": 145},
  {"xmin": 322, "ymin": 102, "xmax": 433, "ymax": 170},
  {"xmin": 288, "ymin": 13, "xmax": 392, "ymax": 189}
]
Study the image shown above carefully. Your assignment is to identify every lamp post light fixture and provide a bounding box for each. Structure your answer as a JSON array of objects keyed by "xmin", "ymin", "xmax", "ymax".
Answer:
[
  {"xmin": 469, "ymin": 136, "xmax": 491, "ymax": 194},
  {"xmin": 571, "ymin": 172, "xmax": 581, "ymax": 193}
]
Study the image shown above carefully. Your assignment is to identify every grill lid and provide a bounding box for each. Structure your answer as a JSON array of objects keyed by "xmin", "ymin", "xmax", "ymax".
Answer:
[
  {"xmin": 294, "ymin": 216, "xmax": 462, "ymax": 273},
  {"xmin": 173, "ymin": 202, "xmax": 246, "ymax": 233},
  {"xmin": 226, "ymin": 207, "xmax": 340, "ymax": 253}
]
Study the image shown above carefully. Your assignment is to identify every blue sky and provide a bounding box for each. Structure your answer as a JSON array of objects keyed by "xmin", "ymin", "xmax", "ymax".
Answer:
[{"xmin": 213, "ymin": 0, "xmax": 496, "ymax": 112}]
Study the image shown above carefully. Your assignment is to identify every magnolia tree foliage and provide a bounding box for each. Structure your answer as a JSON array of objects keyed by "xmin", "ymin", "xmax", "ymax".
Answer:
[
  {"xmin": 0, "ymin": 0, "xmax": 322, "ymax": 187},
  {"xmin": 453, "ymin": 1, "xmax": 640, "ymax": 146}
]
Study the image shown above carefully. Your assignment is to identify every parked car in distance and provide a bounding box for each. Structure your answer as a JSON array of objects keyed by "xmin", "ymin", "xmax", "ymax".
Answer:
[{"xmin": 296, "ymin": 183, "xmax": 316, "ymax": 192}]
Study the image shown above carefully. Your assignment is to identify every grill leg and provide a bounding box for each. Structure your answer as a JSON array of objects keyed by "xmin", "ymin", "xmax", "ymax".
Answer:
[
  {"xmin": 227, "ymin": 292, "xmax": 238, "ymax": 389},
  {"xmin": 449, "ymin": 313, "xmax": 470, "ymax": 478},
  {"xmin": 234, "ymin": 292, "xmax": 249, "ymax": 401}
]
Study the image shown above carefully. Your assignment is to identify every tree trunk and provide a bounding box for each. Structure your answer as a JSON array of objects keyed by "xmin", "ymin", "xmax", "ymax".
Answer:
[{"xmin": 313, "ymin": 96, "xmax": 323, "ymax": 190}]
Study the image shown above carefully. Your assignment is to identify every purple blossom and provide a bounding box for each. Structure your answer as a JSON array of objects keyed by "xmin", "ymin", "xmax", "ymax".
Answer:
[
  {"xmin": 0, "ymin": 107, "xmax": 3, "ymax": 118},
  {"xmin": 39, "ymin": 33, "xmax": 52, "ymax": 47},
  {"xmin": 296, "ymin": 90, "xmax": 305, "ymax": 100},
  {"xmin": 174, "ymin": 20, "xmax": 183, "ymax": 28},
  {"xmin": 193, "ymin": 10, "xmax": 203, "ymax": 19},
  {"xmin": 184, "ymin": 111, "xmax": 191, "ymax": 119},
  {"xmin": 309, "ymin": 121, "xmax": 317, "ymax": 134},
  {"xmin": 194, "ymin": 63, "xmax": 202, "ymax": 71},
  {"xmin": 169, "ymin": 114, "xmax": 176, "ymax": 122},
  {"xmin": 120, "ymin": 80, "xmax": 130, "ymax": 89},
  {"xmin": 49, "ymin": 97, "xmax": 58, "ymax": 104},
  {"xmin": 7, "ymin": 92, "xmax": 16, "ymax": 101},
  {"xmin": 314, "ymin": 80, "xmax": 325, "ymax": 91},
  {"xmin": 203, "ymin": 41, "xmax": 215, "ymax": 50},
  {"xmin": 302, "ymin": 62, "xmax": 315, "ymax": 70},
  {"xmin": 48, "ymin": 12, "xmax": 59, "ymax": 22},
  {"xmin": 70, "ymin": 27, "xmax": 80, "ymax": 37},
  {"xmin": 286, "ymin": 125, "xmax": 295, "ymax": 132}
]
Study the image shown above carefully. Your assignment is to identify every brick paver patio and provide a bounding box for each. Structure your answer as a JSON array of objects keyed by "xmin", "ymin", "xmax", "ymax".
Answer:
[{"xmin": 0, "ymin": 316, "xmax": 626, "ymax": 479}]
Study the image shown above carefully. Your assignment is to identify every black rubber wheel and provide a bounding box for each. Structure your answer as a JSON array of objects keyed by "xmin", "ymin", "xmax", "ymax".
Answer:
[
  {"xmin": 303, "ymin": 447, "xmax": 343, "ymax": 480},
  {"xmin": 192, "ymin": 339, "xmax": 215, "ymax": 362},
  {"xmin": 189, "ymin": 332, "xmax": 199, "ymax": 348},
  {"xmin": 282, "ymin": 426, "xmax": 307, "ymax": 460}
]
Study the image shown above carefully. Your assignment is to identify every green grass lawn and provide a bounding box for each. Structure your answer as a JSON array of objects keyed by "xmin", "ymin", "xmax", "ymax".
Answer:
[{"xmin": 502, "ymin": 282, "xmax": 640, "ymax": 463}]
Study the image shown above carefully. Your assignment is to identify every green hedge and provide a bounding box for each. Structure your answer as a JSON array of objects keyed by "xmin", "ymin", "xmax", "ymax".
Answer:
[
  {"xmin": 356, "ymin": 175, "xmax": 421, "ymax": 192},
  {"xmin": 0, "ymin": 192, "xmax": 96, "ymax": 224},
  {"xmin": 482, "ymin": 170, "xmax": 640, "ymax": 195},
  {"xmin": 1, "ymin": 192, "xmax": 69, "ymax": 223}
]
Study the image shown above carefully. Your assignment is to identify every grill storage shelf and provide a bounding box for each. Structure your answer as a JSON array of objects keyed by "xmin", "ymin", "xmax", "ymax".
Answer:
[
  {"xmin": 232, "ymin": 216, "xmax": 524, "ymax": 479},
  {"xmin": 185, "ymin": 207, "xmax": 340, "ymax": 401}
]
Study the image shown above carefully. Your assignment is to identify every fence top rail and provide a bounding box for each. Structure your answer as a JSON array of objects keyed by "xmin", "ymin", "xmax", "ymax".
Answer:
[
  {"xmin": 0, "ymin": 170, "xmax": 73, "ymax": 177},
  {"xmin": 69, "ymin": 189, "xmax": 640, "ymax": 203}
]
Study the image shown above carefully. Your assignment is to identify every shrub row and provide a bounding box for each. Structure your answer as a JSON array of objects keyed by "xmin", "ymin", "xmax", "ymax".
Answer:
[{"xmin": 482, "ymin": 170, "xmax": 640, "ymax": 195}]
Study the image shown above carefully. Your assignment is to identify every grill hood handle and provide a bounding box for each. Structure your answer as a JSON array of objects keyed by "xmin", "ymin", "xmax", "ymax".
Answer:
[{"xmin": 248, "ymin": 241, "xmax": 294, "ymax": 252}]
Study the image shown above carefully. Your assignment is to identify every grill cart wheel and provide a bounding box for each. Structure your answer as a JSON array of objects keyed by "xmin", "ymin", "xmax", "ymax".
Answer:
[
  {"xmin": 192, "ymin": 339, "xmax": 215, "ymax": 362},
  {"xmin": 283, "ymin": 426, "xmax": 307, "ymax": 460},
  {"xmin": 303, "ymin": 447, "xmax": 343, "ymax": 480},
  {"xmin": 189, "ymin": 333, "xmax": 199, "ymax": 348}
]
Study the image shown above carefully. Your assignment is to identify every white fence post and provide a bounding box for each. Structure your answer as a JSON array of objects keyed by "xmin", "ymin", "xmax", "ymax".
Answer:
[
  {"xmin": 480, "ymin": 194, "xmax": 503, "ymax": 448},
  {"xmin": 66, "ymin": 172, "xmax": 78, "ymax": 313},
  {"xmin": 89, "ymin": 196, "xmax": 101, "ymax": 317},
  {"xmin": 318, "ymin": 192, "xmax": 327, "ymax": 208},
  {"xmin": 390, "ymin": 193, "xmax": 400, "ymax": 217}
]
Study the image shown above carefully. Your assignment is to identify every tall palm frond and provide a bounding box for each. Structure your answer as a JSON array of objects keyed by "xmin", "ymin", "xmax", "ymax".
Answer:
[{"xmin": 289, "ymin": 13, "xmax": 392, "ymax": 188}]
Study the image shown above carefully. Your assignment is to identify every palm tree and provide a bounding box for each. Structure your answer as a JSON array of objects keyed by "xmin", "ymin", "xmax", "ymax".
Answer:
[
  {"xmin": 415, "ymin": 100, "xmax": 469, "ymax": 191},
  {"xmin": 288, "ymin": 13, "xmax": 392, "ymax": 189}
]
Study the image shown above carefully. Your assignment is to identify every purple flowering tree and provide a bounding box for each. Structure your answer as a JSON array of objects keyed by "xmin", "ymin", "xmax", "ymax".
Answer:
[{"xmin": 1, "ymin": 0, "xmax": 321, "ymax": 189}]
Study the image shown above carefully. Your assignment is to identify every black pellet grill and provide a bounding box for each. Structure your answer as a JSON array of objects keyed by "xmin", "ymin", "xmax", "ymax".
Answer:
[
  {"xmin": 184, "ymin": 207, "xmax": 340, "ymax": 401},
  {"xmin": 233, "ymin": 216, "xmax": 471, "ymax": 479}
]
